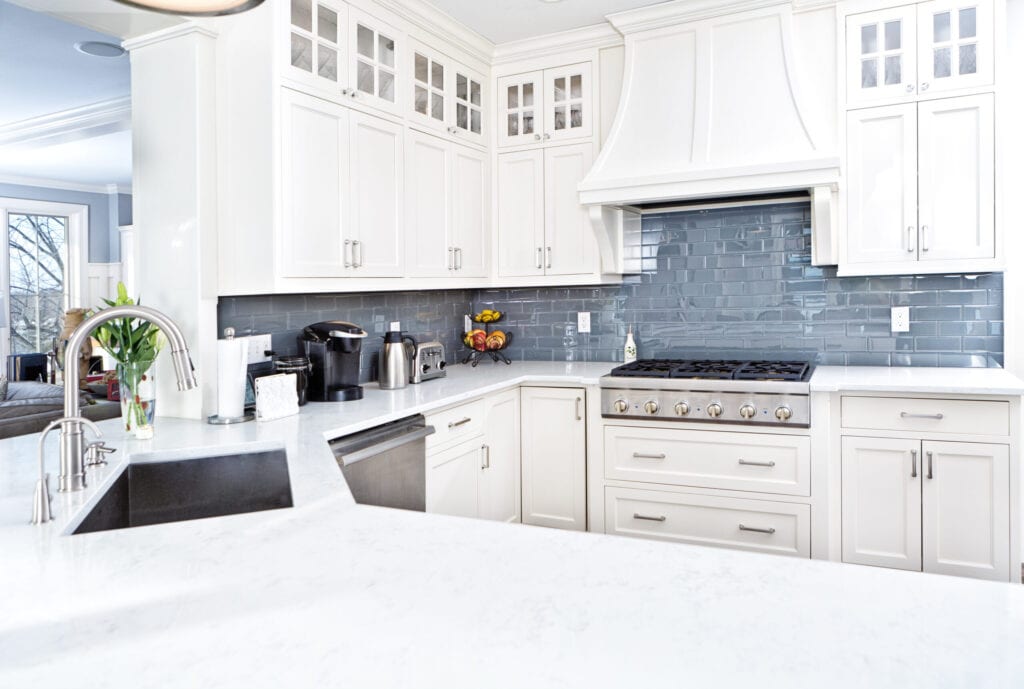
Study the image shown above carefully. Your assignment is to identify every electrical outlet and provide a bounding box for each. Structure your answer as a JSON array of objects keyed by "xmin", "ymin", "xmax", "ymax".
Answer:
[
  {"xmin": 239, "ymin": 334, "xmax": 273, "ymax": 364},
  {"xmin": 577, "ymin": 312, "xmax": 591, "ymax": 334},
  {"xmin": 890, "ymin": 306, "xmax": 910, "ymax": 333}
]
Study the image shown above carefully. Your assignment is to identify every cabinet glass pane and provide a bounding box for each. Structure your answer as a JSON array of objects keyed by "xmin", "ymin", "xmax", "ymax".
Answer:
[
  {"xmin": 317, "ymin": 6, "xmax": 337, "ymax": 42},
  {"xmin": 861, "ymin": 24, "xmax": 877, "ymax": 54},
  {"xmin": 357, "ymin": 25, "xmax": 374, "ymax": 59},
  {"xmin": 959, "ymin": 8, "xmax": 977, "ymax": 38},
  {"xmin": 523, "ymin": 111, "xmax": 534, "ymax": 134},
  {"xmin": 861, "ymin": 58, "xmax": 878, "ymax": 88},
  {"xmin": 934, "ymin": 47, "xmax": 951, "ymax": 77},
  {"xmin": 291, "ymin": 0, "xmax": 312, "ymax": 31},
  {"xmin": 523, "ymin": 82, "xmax": 534, "ymax": 107},
  {"xmin": 553, "ymin": 105, "xmax": 565, "ymax": 130},
  {"xmin": 318, "ymin": 46, "xmax": 337, "ymax": 80},
  {"xmin": 431, "ymin": 62, "xmax": 444, "ymax": 89},
  {"xmin": 884, "ymin": 55, "xmax": 901, "ymax": 85},
  {"xmin": 470, "ymin": 81, "xmax": 481, "ymax": 106},
  {"xmin": 884, "ymin": 20, "xmax": 901, "ymax": 50},
  {"xmin": 415, "ymin": 85, "xmax": 428, "ymax": 114},
  {"xmin": 431, "ymin": 92, "xmax": 443, "ymax": 120},
  {"xmin": 379, "ymin": 69, "xmax": 395, "ymax": 101},
  {"xmin": 378, "ymin": 35, "xmax": 395, "ymax": 68},
  {"xmin": 357, "ymin": 60, "xmax": 374, "ymax": 94},
  {"xmin": 291, "ymin": 33, "xmax": 313, "ymax": 72},
  {"xmin": 570, "ymin": 74, "xmax": 582, "ymax": 99},
  {"xmin": 470, "ymin": 109, "xmax": 480, "ymax": 134},
  {"xmin": 959, "ymin": 43, "xmax": 977, "ymax": 74},
  {"xmin": 507, "ymin": 113, "xmax": 519, "ymax": 136},
  {"xmin": 554, "ymin": 77, "xmax": 566, "ymax": 102},
  {"xmin": 457, "ymin": 103, "xmax": 468, "ymax": 128},
  {"xmin": 933, "ymin": 12, "xmax": 951, "ymax": 42},
  {"xmin": 570, "ymin": 104, "xmax": 582, "ymax": 129},
  {"xmin": 457, "ymin": 74, "xmax": 468, "ymax": 101},
  {"xmin": 507, "ymin": 85, "xmax": 518, "ymax": 109},
  {"xmin": 415, "ymin": 53, "xmax": 428, "ymax": 83}
]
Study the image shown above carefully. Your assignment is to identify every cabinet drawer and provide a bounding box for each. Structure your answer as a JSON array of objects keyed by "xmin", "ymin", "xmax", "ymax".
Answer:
[
  {"xmin": 425, "ymin": 400, "xmax": 484, "ymax": 450},
  {"xmin": 841, "ymin": 397, "xmax": 1009, "ymax": 437},
  {"xmin": 604, "ymin": 426, "xmax": 810, "ymax": 496},
  {"xmin": 605, "ymin": 487, "xmax": 810, "ymax": 558}
]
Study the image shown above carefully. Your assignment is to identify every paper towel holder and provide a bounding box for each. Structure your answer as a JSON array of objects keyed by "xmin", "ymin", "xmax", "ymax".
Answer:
[{"xmin": 208, "ymin": 327, "xmax": 255, "ymax": 425}]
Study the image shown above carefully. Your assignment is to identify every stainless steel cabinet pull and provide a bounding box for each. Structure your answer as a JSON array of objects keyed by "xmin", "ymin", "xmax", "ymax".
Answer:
[
  {"xmin": 481, "ymin": 444, "xmax": 490, "ymax": 469},
  {"xmin": 633, "ymin": 452, "xmax": 666, "ymax": 460},
  {"xmin": 926, "ymin": 451, "xmax": 933, "ymax": 479},
  {"xmin": 448, "ymin": 247, "xmax": 454, "ymax": 271},
  {"xmin": 907, "ymin": 226, "xmax": 915, "ymax": 253},
  {"xmin": 344, "ymin": 239, "xmax": 353, "ymax": 268},
  {"xmin": 738, "ymin": 459, "xmax": 776, "ymax": 467},
  {"xmin": 738, "ymin": 524, "xmax": 776, "ymax": 535},
  {"xmin": 900, "ymin": 412, "xmax": 944, "ymax": 420},
  {"xmin": 575, "ymin": 397, "xmax": 582, "ymax": 421},
  {"xmin": 920, "ymin": 225, "xmax": 929, "ymax": 252},
  {"xmin": 534, "ymin": 134, "xmax": 542, "ymax": 141},
  {"xmin": 455, "ymin": 247, "xmax": 463, "ymax": 270},
  {"xmin": 448, "ymin": 417, "xmax": 472, "ymax": 429},
  {"xmin": 536, "ymin": 247, "xmax": 543, "ymax": 269},
  {"xmin": 905, "ymin": 84, "xmax": 915, "ymax": 93},
  {"xmin": 921, "ymin": 81, "xmax": 930, "ymax": 91},
  {"xmin": 543, "ymin": 133, "xmax": 551, "ymax": 140},
  {"xmin": 546, "ymin": 246, "xmax": 552, "ymax": 269},
  {"xmin": 352, "ymin": 240, "xmax": 362, "ymax": 268},
  {"xmin": 911, "ymin": 449, "xmax": 918, "ymax": 478},
  {"xmin": 633, "ymin": 513, "xmax": 666, "ymax": 522}
]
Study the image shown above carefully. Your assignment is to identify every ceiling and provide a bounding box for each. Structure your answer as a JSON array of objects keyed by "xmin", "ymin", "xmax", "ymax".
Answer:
[
  {"xmin": 425, "ymin": 0, "xmax": 662, "ymax": 44},
  {"xmin": 0, "ymin": 130, "xmax": 133, "ymax": 187}
]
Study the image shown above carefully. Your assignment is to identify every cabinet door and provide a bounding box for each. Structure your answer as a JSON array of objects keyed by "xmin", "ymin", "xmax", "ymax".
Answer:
[
  {"xmin": 279, "ymin": 89, "xmax": 349, "ymax": 277},
  {"xmin": 543, "ymin": 62, "xmax": 593, "ymax": 143},
  {"xmin": 921, "ymin": 441, "xmax": 1009, "ymax": 581},
  {"xmin": 285, "ymin": 0, "xmax": 345, "ymax": 94},
  {"xmin": 841, "ymin": 436, "xmax": 922, "ymax": 572},
  {"xmin": 405, "ymin": 129, "xmax": 450, "ymax": 276},
  {"xmin": 479, "ymin": 389, "xmax": 521, "ymax": 523},
  {"xmin": 845, "ymin": 104, "xmax": 918, "ymax": 265},
  {"xmin": 917, "ymin": 94, "xmax": 994, "ymax": 261},
  {"xmin": 409, "ymin": 42, "xmax": 449, "ymax": 133},
  {"xmin": 452, "ymin": 64, "xmax": 485, "ymax": 145},
  {"xmin": 349, "ymin": 112, "xmax": 404, "ymax": 276},
  {"xmin": 497, "ymin": 150, "xmax": 545, "ymax": 277},
  {"xmin": 426, "ymin": 441, "xmax": 482, "ymax": 518},
  {"xmin": 916, "ymin": 0, "xmax": 993, "ymax": 95},
  {"xmin": 348, "ymin": 8, "xmax": 401, "ymax": 115},
  {"xmin": 451, "ymin": 144, "xmax": 488, "ymax": 277},
  {"xmin": 521, "ymin": 387, "xmax": 586, "ymax": 531},
  {"xmin": 544, "ymin": 143, "xmax": 596, "ymax": 276},
  {"xmin": 845, "ymin": 6, "xmax": 917, "ymax": 107},
  {"xmin": 498, "ymin": 71, "xmax": 543, "ymax": 148}
]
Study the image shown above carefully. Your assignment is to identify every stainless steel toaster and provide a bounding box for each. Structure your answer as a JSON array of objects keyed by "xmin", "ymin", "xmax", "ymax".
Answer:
[{"xmin": 412, "ymin": 342, "xmax": 446, "ymax": 383}]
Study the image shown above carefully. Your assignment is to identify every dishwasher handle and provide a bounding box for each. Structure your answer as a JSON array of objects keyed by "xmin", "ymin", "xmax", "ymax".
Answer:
[{"xmin": 335, "ymin": 425, "xmax": 435, "ymax": 466}]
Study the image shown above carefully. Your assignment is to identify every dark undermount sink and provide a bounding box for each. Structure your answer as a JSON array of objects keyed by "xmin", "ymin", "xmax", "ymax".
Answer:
[{"xmin": 73, "ymin": 449, "xmax": 293, "ymax": 534}]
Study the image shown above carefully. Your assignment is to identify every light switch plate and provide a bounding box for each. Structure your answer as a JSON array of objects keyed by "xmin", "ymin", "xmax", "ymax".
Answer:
[
  {"xmin": 578, "ymin": 312, "xmax": 591, "ymax": 334},
  {"xmin": 891, "ymin": 307, "xmax": 910, "ymax": 333},
  {"xmin": 240, "ymin": 334, "xmax": 273, "ymax": 364}
]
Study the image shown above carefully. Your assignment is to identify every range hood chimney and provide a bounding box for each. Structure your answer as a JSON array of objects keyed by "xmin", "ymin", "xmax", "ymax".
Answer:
[{"xmin": 581, "ymin": 0, "xmax": 841, "ymax": 270}]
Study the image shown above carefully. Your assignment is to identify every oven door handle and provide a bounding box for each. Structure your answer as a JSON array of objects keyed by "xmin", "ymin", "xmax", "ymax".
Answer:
[{"xmin": 337, "ymin": 426, "xmax": 435, "ymax": 466}]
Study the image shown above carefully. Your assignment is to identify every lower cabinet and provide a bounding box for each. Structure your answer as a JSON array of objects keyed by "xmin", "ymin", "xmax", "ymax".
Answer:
[
  {"xmin": 521, "ymin": 386, "xmax": 587, "ymax": 531},
  {"xmin": 841, "ymin": 436, "xmax": 1010, "ymax": 581},
  {"xmin": 479, "ymin": 389, "xmax": 521, "ymax": 523},
  {"xmin": 426, "ymin": 440, "xmax": 484, "ymax": 518}
]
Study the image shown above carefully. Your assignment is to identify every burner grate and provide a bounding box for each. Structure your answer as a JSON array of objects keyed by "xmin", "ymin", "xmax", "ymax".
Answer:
[
  {"xmin": 609, "ymin": 359, "xmax": 812, "ymax": 382},
  {"xmin": 733, "ymin": 361, "xmax": 811, "ymax": 382}
]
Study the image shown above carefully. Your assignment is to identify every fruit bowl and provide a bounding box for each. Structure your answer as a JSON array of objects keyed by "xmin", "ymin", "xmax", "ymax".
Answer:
[
  {"xmin": 461, "ymin": 329, "xmax": 513, "ymax": 366},
  {"xmin": 471, "ymin": 308, "xmax": 504, "ymax": 324}
]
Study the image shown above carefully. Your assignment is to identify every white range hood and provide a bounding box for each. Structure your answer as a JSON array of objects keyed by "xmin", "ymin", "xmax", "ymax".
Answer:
[{"xmin": 582, "ymin": 0, "xmax": 841, "ymax": 270}]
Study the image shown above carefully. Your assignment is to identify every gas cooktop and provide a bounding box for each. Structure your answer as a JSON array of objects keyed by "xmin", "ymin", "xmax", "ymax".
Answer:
[{"xmin": 608, "ymin": 359, "xmax": 812, "ymax": 382}]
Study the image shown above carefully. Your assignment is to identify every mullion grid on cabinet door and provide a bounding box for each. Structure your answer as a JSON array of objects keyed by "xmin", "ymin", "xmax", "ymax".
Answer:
[
  {"xmin": 505, "ymin": 79, "xmax": 537, "ymax": 141},
  {"xmin": 857, "ymin": 16, "xmax": 908, "ymax": 93},
  {"xmin": 455, "ymin": 71, "xmax": 482, "ymax": 136},
  {"xmin": 549, "ymin": 69, "xmax": 585, "ymax": 136},
  {"xmin": 925, "ymin": 5, "xmax": 978, "ymax": 84},
  {"xmin": 354, "ymin": 20, "xmax": 397, "ymax": 104},
  {"xmin": 414, "ymin": 51, "xmax": 446, "ymax": 124},
  {"xmin": 289, "ymin": 0, "xmax": 340, "ymax": 83}
]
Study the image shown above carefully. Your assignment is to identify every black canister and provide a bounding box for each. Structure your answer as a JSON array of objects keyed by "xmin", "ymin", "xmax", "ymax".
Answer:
[{"xmin": 275, "ymin": 356, "xmax": 312, "ymax": 406}]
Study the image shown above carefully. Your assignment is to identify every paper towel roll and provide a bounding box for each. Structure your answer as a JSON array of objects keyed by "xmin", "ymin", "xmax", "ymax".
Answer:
[{"xmin": 216, "ymin": 337, "xmax": 247, "ymax": 419}]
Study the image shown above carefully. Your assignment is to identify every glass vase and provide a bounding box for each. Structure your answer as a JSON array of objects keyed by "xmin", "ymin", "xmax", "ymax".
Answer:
[{"xmin": 118, "ymin": 362, "xmax": 156, "ymax": 439}]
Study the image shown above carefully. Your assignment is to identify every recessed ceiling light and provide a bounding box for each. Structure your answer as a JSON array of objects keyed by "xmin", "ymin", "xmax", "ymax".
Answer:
[
  {"xmin": 75, "ymin": 41, "xmax": 127, "ymax": 58},
  {"xmin": 111, "ymin": 0, "xmax": 264, "ymax": 16}
]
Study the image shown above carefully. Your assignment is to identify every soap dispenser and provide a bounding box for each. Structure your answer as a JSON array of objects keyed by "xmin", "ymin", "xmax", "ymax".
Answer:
[{"xmin": 624, "ymin": 326, "xmax": 637, "ymax": 364}]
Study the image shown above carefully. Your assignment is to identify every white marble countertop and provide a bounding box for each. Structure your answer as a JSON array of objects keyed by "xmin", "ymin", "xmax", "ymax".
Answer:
[
  {"xmin": 2, "ymin": 360, "xmax": 1023, "ymax": 688},
  {"xmin": 811, "ymin": 365, "xmax": 1024, "ymax": 395}
]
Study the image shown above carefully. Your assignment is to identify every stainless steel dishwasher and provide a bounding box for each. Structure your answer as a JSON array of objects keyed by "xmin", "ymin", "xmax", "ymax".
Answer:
[{"xmin": 330, "ymin": 415, "xmax": 434, "ymax": 511}]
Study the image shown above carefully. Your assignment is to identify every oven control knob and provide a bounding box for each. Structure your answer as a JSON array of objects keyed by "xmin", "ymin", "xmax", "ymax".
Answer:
[
  {"xmin": 739, "ymin": 404, "xmax": 757, "ymax": 419},
  {"xmin": 707, "ymin": 403, "xmax": 723, "ymax": 418},
  {"xmin": 644, "ymin": 400, "xmax": 660, "ymax": 415},
  {"xmin": 674, "ymin": 402, "xmax": 690, "ymax": 416},
  {"xmin": 775, "ymin": 406, "xmax": 793, "ymax": 421},
  {"xmin": 613, "ymin": 399, "xmax": 629, "ymax": 414}
]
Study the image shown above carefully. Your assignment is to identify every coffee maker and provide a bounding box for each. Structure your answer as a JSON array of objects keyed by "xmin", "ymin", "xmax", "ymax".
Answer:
[{"xmin": 299, "ymin": 321, "xmax": 367, "ymax": 401}]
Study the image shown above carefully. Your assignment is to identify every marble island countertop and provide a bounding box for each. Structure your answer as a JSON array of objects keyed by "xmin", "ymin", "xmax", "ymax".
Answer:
[{"xmin": 1, "ymin": 361, "xmax": 1023, "ymax": 688}]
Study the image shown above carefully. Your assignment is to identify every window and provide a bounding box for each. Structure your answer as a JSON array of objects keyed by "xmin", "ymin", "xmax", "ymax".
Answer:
[{"xmin": 7, "ymin": 213, "xmax": 67, "ymax": 355}]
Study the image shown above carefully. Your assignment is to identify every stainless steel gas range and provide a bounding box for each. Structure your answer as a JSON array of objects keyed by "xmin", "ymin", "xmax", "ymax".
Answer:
[{"xmin": 600, "ymin": 359, "xmax": 813, "ymax": 428}]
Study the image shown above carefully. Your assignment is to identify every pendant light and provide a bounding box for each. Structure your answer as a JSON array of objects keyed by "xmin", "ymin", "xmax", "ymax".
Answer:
[{"xmin": 112, "ymin": 0, "xmax": 264, "ymax": 16}]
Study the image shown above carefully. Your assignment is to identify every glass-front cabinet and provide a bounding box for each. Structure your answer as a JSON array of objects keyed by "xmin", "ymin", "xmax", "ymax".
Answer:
[
  {"xmin": 498, "ymin": 63, "xmax": 592, "ymax": 148},
  {"xmin": 916, "ymin": 0, "xmax": 993, "ymax": 94},
  {"xmin": 349, "ymin": 8, "xmax": 401, "ymax": 115},
  {"xmin": 498, "ymin": 71, "xmax": 542, "ymax": 147},
  {"xmin": 453, "ymin": 68, "xmax": 484, "ymax": 143},
  {"xmin": 408, "ymin": 40, "xmax": 486, "ymax": 146},
  {"xmin": 287, "ymin": 0, "xmax": 346, "ymax": 92}
]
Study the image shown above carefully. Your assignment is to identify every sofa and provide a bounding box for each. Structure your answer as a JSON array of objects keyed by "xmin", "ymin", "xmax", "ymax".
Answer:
[{"xmin": 0, "ymin": 381, "xmax": 121, "ymax": 440}]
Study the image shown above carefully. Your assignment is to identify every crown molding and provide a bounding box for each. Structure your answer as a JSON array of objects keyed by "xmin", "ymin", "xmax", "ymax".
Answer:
[
  {"xmin": 372, "ymin": 0, "xmax": 494, "ymax": 65},
  {"xmin": 491, "ymin": 22, "xmax": 623, "ymax": 66},
  {"xmin": 122, "ymin": 22, "xmax": 218, "ymax": 51},
  {"xmin": 0, "ymin": 174, "xmax": 127, "ymax": 196},
  {"xmin": 608, "ymin": 0, "xmax": 833, "ymax": 33},
  {"xmin": 0, "ymin": 97, "xmax": 131, "ymax": 148}
]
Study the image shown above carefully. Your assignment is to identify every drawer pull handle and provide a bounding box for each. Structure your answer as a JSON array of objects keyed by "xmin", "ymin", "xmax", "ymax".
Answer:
[
  {"xmin": 926, "ymin": 450, "xmax": 933, "ymax": 480},
  {"xmin": 633, "ymin": 513, "xmax": 666, "ymax": 522},
  {"xmin": 633, "ymin": 452, "xmax": 666, "ymax": 460},
  {"xmin": 448, "ymin": 417, "xmax": 472, "ymax": 429},
  {"xmin": 911, "ymin": 449, "xmax": 918, "ymax": 479},
  {"xmin": 738, "ymin": 459, "xmax": 776, "ymax": 467},
  {"xmin": 900, "ymin": 412, "xmax": 944, "ymax": 420},
  {"xmin": 575, "ymin": 397, "xmax": 582, "ymax": 421},
  {"xmin": 738, "ymin": 524, "xmax": 776, "ymax": 535}
]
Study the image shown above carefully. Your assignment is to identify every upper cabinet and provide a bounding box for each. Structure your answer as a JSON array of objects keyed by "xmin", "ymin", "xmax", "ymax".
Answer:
[
  {"xmin": 349, "ymin": 8, "xmax": 401, "ymax": 115},
  {"xmin": 287, "ymin": 0, "xmax": 346, "ymax": 92},
  {"xmin": 498, "ymin": 63, "xmax": 593, "ymax": 148},
  {"xmin": 846, "ymin": 0, "xmax": 993, "ymax": 108},
  {"xmin": 409, "ymin": 41, "xmax": 487, "ymax": 146}
]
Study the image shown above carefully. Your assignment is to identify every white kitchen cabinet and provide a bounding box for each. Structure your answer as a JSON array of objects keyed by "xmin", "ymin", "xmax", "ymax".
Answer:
[
  {"xmin": 498, "ymin": 63, "xmax": 592, "ymax": 148},
  {"xmin": 916, "ymin": 0, "xmax": 994, "ymax": 96},
  {"xmin": 521, "ymin": 387, "xmax": 586, "ymax": 531},
  {"xmin": 451, "ymin": 145, "xmax": 487, "ymax": 276},
  {"xmin": 348, "ymin": 111, "xmax": 404, "ymax": 276},
  {"xmin": 452, "ymin": 65, "xmax": 485, "ymax": 145},
  {"xmin": 498, "ymin": 142, "xmax": 597, "ymax": 278},
  {"xmin": 348, "ymin": 7, "xmax": 402, "ymax": 116},
  {"xmin": 286, "ymin": 0, "xmax": 346, "ymax": 94},
  {"xmin": 479, "ymin": 389, "xmax": 521, "ymax": 523},
  {"xmin": 921, "ymin": 440, "xmax": 1009, "ymax": 581},
  {"xmin": 409, "ymin": 41, "xmax": 486, "ymax": 147},
  {"xmin": 841, "ymin": 436, "xmax": 922, "ymax": 572},
  {"xmin": 846, "ymin": 5, "xmax": 918, "ymax": 107},
  {"xmin": 426, "ymin": 439, "xmax": 483, "ymax": 518}
]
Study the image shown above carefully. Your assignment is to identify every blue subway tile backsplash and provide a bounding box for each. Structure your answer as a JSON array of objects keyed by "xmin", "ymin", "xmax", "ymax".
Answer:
[{"xmin": 218, "ymin": 201, "xmax": 1003, "ymax": 379}]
